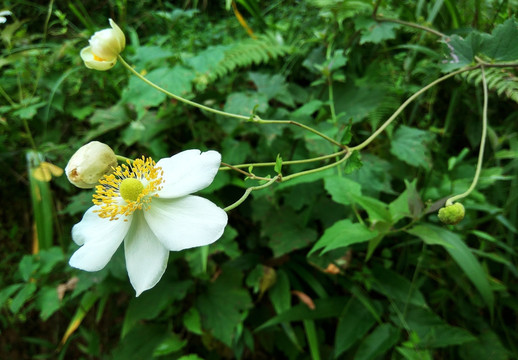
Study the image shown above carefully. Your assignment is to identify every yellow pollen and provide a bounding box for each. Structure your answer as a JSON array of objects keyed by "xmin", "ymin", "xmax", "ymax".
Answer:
[
  {"xmin": 93, "ymin": 53, "xmax": 106, "ymax": 61},
  {"xmin": 92, "ymin": 157, "xmax": 164, "ymax": 221}
]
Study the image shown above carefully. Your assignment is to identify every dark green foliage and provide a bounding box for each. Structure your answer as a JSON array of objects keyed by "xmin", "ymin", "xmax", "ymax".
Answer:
[{"xmin": 1, "ymin": 1, "xmax": 518, "ymax": 359}]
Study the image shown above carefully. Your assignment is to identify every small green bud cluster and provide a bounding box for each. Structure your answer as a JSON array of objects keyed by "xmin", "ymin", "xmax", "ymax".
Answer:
[{"xmin": 438, "ymin": 203, "xmax": 465, "ymax": 225}]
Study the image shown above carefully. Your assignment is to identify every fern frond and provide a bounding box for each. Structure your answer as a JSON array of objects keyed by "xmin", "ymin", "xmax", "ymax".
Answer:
[
  {"xmin": 191, "ymin": 33, "xmax": 293, "ymax": 89},
  {"xmin": 461, "ymin": 67, "xmax": 518, "ymax": 103}
]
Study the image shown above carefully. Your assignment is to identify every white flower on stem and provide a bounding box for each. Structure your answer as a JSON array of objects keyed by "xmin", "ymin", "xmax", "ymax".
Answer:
[
  {"xmin": 0, "ymin": 10, "xmax": 12, "ymax": 24},
  {"xmin": 80, "ymin": 18, "xmax": 125, "ymax": 71},
  {"xmin": 69, "ymin": 150, "xmax": 228, "ymax": 296}
]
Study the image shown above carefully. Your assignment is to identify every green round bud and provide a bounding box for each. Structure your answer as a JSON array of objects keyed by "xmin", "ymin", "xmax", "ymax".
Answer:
[{"xmin": 438, "ymin": 203, "xmax": 465, "ymax": 225}]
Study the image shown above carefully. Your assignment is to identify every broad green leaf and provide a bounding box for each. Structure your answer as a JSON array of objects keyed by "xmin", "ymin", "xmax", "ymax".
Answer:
[
  {"xmin": 392, "ymin": 307, "xmax": 476, "ymax": 348},
  {"xmin": 390, "ymin": 125, "xmax": 435, "ymax": 169},
  {"xmin": 111, "ymin": 324, "xmax": 168, "ymax": 360},
  {"xmin": 153, "ymin": 332, "xmax": 187, "ymax": 356},
  {"xmin": 10, "ymin": 282, "xmax": 37, "ymax": 314},
  {"xmin": 324, "ymin": 175, "xmax": 362, "ymax": 206},
  {"xmin": 263, "ymin": 209, "xmax": 318, "ymax": 257},
  {"xmin": 334, "ymin": 298, "xmax": 379, "ymax": 357},
  {"xmin": 122, "ymin": 280, "xmax": 192, "ymax": 337},
  {"xmin": 36, "ymin": 286, "xmax": 61, "ymax": 321},
  {"xmin": 131, "ymin": 45, "xmax": 174, "ymax": 66},
  {"xmin": 183, "ymin": 307, "xmax": 203, "ymax": 335},
  {"xmin": 0, "ymin": 284, "xmax": 23, "ymax": 307},
  {"xmin": 459, "ymin": 330, "xmax": 509, "ymax": 360},
  {"xmin": 38, "ymin": 247, "xmax": 65, "ymax": 274},
  {"xmin": 349, "ymin": 193, "xmax": 392, "ymax": 223},
  {"xmin": 256, "ymin": 297, "xmax": 348, "ymax": 331},
  {"xmin": 371, "ymin": 266, "xmax": 428, "ymax": 308},
  {"xmin": 397, "ymin": 347, "xmax": 433, "ymax": 360},
  {"xmin": 354, "ymin": 17, "xmax": 400, "ymax": 44},
  {"xmin": 481, "ymin": 19, "xmax": 518, "ymax": 61},
  {"xmin": 249, "ymin": 72, "xmax": 294, "ymax": 106},
  {"xmin": 196, "ymin": 266, "xmax": 252, "ymax": 346},
  {"xmin": 408, "ymin": 224, "xmax": 494, "ymax": 310},
  {"xmin": 224, "ymin": 91, "xmax": 269, "ymax": 117},
  {"xmin": 354, "ymin": 323, "xmax": 400, "ymax": 360},
  {"xmin": 18, "ymin": 254, "xmax": 38, "ymax": 282},
  {"xmin": 309, "ymin": 219, "xmax": 378, "ymax": 255}
]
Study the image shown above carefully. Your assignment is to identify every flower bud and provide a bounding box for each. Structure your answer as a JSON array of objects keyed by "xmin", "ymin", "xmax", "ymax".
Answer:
[
  {"xmin": 66, "ymin": 141, "xmax": 118, "ymax": 188},
  {"xmin": 438, "ymin": 202, "xmax": 465, "ymax": 225},
  {"xmin": 80, "ymin": 19, "xmax": 125, "ymax": 71}
]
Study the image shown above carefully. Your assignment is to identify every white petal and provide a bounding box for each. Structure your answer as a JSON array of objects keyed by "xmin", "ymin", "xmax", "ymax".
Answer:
[
  {"xmin": 124, "ymin": 212, "xmax": 169, "ymax": 296},
  {"xmin": 80, "ymin": 46, "xmax": 117, "ymax": 71},
  {"xmin": 144, "ymin": 196, "xmax": 228, "ymax": 251},
  {"xmin": 156, "ymin": 150, "xmax": 221, "ymax": 198},
  {"xmin": 69, "ymin": 206, "xmax": 132, "ymax": 271}
]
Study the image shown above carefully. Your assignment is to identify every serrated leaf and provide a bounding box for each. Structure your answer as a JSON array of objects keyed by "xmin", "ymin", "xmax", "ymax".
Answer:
[
  {"xmin": 355, "ymin": 323, "xmax": 400, "ymax": 360},
  {"xmin": 354, "ymin": 17, "xmax": 400, "ymax": 44},
  {"xmin": 324, "ymin": 175, "xmax": 362, "ymax": 206},
  {"xmin": 274, "ymin": 154, "xmax": 283, "ymax": 174},
  {"xmin": 371, "ymin": 266, "xmax": 428, "ymax": 308},
  {"xmin": 196, "ymin": 266, "xmax": 252, "ymax": 346},
  {"xmin": 390, "ymin": 125, "xmax": 434, "ymax": 169}
]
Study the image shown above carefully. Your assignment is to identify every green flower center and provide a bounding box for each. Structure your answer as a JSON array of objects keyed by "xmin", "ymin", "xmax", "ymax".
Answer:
[{"xmin": 119, "ymin": 178, "xmax": 144, "ymax": 202}]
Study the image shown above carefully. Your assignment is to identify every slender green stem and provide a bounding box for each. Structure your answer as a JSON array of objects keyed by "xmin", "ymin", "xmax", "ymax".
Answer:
[
  {"xmin": 219, "ymin": 150, "xmax": 348, "ymax": 170},
  {"xmin": 349, "ymin": 66, "xmax": 479, "ymax": 152},
  {"xmin": 328, "ymin": 76, "xmax": 337, "ymax": 124},
  {"xmin": 375, "ymin": 16, "xmax": 447, "ymax": 38},
  {"xmin": 220, "ymin": 162, "xmax": 272, "ymax": 181},
  {"xmin": 446, "ymin": 66, "xmax": 488, "ymax": 206},
  {"xmin": 118, "ymin": 55, "xmax": 346, "ymax": 149},
  {"xmin": 281, "ymin": 151, "xmax": 351, "ymax": 182},
  {"xmin": 254, "ymin": 118, "xmax": 345, "ymax": 148},
  {"xmin": 0, "ymin": 84, "xmax": 16, "ymax": 106},
  {"xmin": 224, "ymin": 176, "xmax": 280, "ymax": 212},
  {"xmin": 22, "ymin": 119, "xmax": 37, "ymax": 149},
  {"xmin": 118, "ymin": 55, "xmax": 249, "ymax": 121},
  {"xmin": 116, "ymin": 155, "xmax": 133, "ymax": 164}
]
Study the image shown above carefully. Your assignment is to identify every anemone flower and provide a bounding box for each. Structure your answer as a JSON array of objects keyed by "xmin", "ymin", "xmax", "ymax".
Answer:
[{"xmin": 69, "ymin": 150, "xmax": 228, "ymax": 296}]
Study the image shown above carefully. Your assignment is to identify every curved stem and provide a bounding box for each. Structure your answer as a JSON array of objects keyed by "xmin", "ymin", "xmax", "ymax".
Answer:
[
  {"xmin": 281, "ymin": 151, "xmax": 351, "ymax": 182},
  {"xmin": 118, "ymin": 55, "xmax": 346, "ymax": 149},
  {"xmin": 375, "ymin": 16, "xmax": 447, "ymax": 38},
  {"xmin": 349, "ymin": 66, "xmax": 479, "ymax": 152},
  {"xmin": 446, "ymin": 66, "xmax": 488, "ymax": 206},
  {"xmin": 224, "ymin": 176, "xmax": 280, "ymax": 212},
  {"xmin": 118, "ymin": 55, "xmax": 249, "ymax": 121},
  {"xmin": 219, "ymin": 150, "xmax": 348, "ymax": 170}
]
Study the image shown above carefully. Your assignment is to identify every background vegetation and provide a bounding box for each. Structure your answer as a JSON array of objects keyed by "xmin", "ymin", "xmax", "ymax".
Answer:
[{"xmin": 1, "ymin": 0, "xmax": 517, "ymax": 359}]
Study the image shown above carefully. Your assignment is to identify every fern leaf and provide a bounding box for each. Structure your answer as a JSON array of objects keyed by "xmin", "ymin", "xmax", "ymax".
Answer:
[{"xmin": 461, "ymin": 68, "xmax": 518, "ymax": 104}]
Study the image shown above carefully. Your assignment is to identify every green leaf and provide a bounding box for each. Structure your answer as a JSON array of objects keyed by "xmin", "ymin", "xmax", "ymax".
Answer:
[
  {"xmin": 349, "ymin": 193, "xmax": 392, "ymax": 223},
  {"xmin": 196, "ymin": 266, "xmax": 252, "ymax": 346},
  {"xmin": 371, "ymin": 266, "xmax": 428, "ymax": 308},
  {"xmin": 0, "ymin": 284, "xmax": 23, "ymax": 307},
  {"xmin": 406, "ymin": 224, "xmax": 452, "ymax": 247},
  {"xmin": 481, "ymin": 19, "xmax": 518, "ymax": 61},
  {"xmin": 408, "ymin": 224, "xmax": 494, "ymax": 310},
  {"xmin": 390, "ymin": 125, "xmax": 435, "ymax": 169},
  {"xmin": 263, "ymin": 209, "xmax": 318, "ymax": 257},
  {"xmin": 392, "ymin": 307, "xmax": 476, "ymax": 348},
  {"xmin": 224, "ymin": 91, "xmax": 269, "ymax": 117},
  {"xmin": 153, "ymin": 332, "xmax": 187, "ymax": 356},
  {"xmin": 36, "ymin": 286, "xmax": 61, "ymax": 321},
  {"xmin": 38, "ymin": 247, "xmax": 65, "ymax": 274},
  {"xmin": 10, "ymin": 283, "xmax": 37, "ymax": 314},
  {"xmin": 274, "ymin": 154, "xmax": 283, "ymax": 174},
  {"xmin": 459, "ymin": 330, "xmax": 509, "ymax": 360},
  {"xmin": 354, "ymin": 323, "xmax": 400, "ymax": 360},
  {"xmin": 324, "ymin": 175, "xmax": 362, "ymax": 206},
  {"xmin": 111, "ymin": 324, "xmax": 168, "ymax": 360},
  {"xmin": 122, "ymin": 279, "xmax": 192, "ymax": 337},
  {"xmin": 256, "ymin": 296, "xmax": 348, "ymax": 331},
  {"xmin": 310, "ymin": 219, "xmax": 378, "ymax": 255},
  {"xmin": 249, "ymin": 72, "xmax": 294, "ymax": 106},
  {"xmin": 19, "ymin": 254, "xmax": 38, "ymax": 282},
  {"xmin": 183, "ymin": 307, "xmax": 203, "ymax": 335},
  {"xmin": 334, "ymin": 298, "xmax": 379, "ymax": 357},
  {"xmin": 354, "ymin": 17, "xmax": 400, "ymax": 44}
]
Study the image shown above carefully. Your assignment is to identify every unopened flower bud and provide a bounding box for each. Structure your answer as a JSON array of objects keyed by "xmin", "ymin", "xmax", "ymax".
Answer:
[
  {"xmin": 66, "ymin": 141, "xmax": 117, "ymax": 188},
  {"xmin": 80, "ymin": 19, "xmax": 125, "ymax": 71},
  {"xmin": 438, "ymin": 202, "xmax": 465, "ymax": 225}
]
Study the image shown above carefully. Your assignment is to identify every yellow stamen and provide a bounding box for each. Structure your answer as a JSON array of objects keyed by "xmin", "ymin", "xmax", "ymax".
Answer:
[
  {"xmin": 92, "ymin": 157, "xmax": 164, "ymax": 221},
  {"xmin": 93, "ymin": 53, "xmax": 105, "ymax": 61}
]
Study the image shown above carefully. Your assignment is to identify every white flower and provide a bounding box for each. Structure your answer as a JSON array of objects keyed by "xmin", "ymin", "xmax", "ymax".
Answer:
[
  {"xmin": 80, "ymin": 19, "xmax": 125, "ymax": 71},
  {"xmin": 0, "ymin": 10, "xmax": 12, "ymax": 24},
  {"xmin": 69, "ymin": 150, "xmax": 228, "ymax": 296},
  {"xmin": 65, "ymin": 141, "xmax": 118, "ymax": 189}
]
